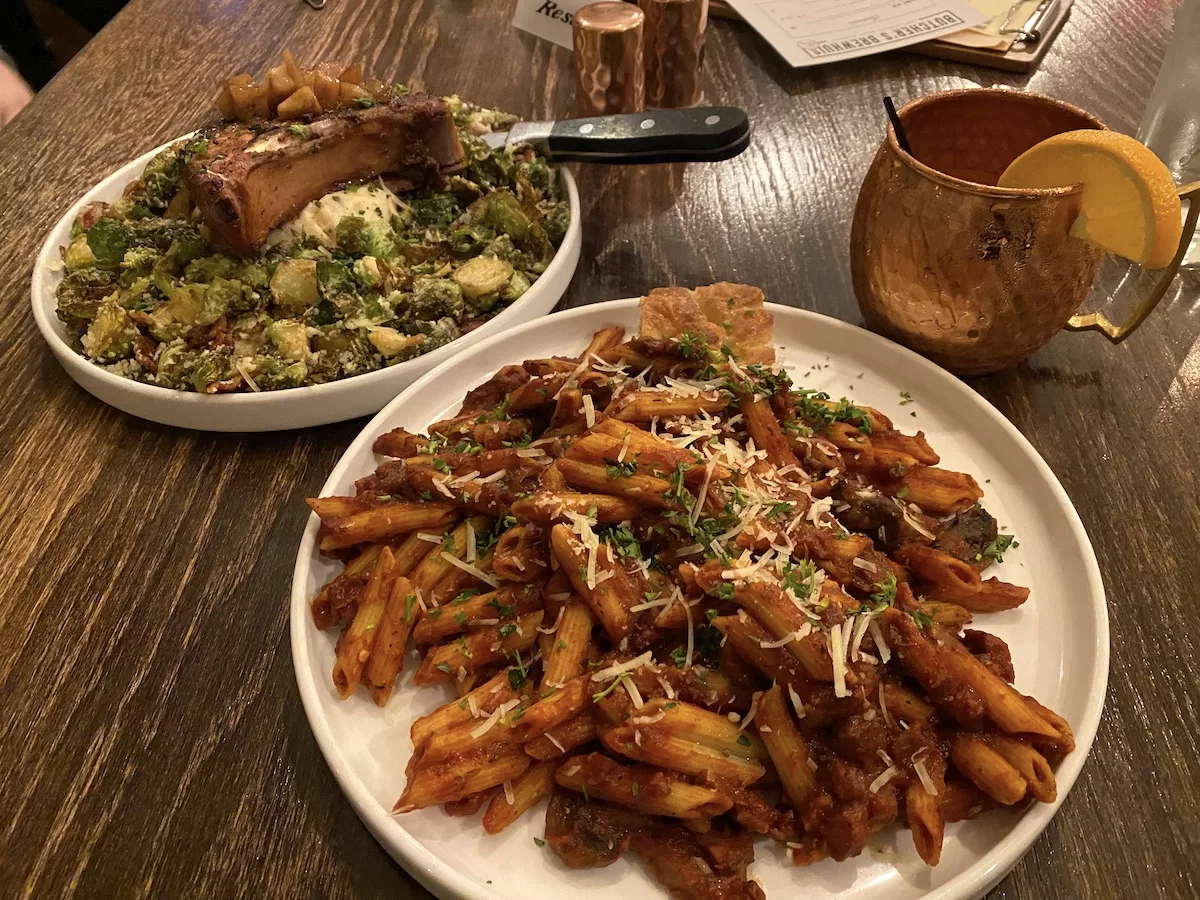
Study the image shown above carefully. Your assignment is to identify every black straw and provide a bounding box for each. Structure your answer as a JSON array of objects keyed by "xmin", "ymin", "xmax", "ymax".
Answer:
[{"xmin": 883, "ymin": 96, "xmax": 911, "ymax": 155}]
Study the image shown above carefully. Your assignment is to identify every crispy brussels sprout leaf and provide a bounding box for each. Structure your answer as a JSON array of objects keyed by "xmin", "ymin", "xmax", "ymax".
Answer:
[
  {"xmin": 453, "ymin": 256, "xmax": 512, "ymax": 301},
  {"xmin": 270, "ymin": 258, "xmax": 319, "ymax": 315}
]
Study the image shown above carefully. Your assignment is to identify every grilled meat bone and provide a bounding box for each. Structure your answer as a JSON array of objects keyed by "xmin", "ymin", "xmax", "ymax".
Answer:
[{"xmin": 185, "ymin": 94, "xmax": 466, "ymax": 255}]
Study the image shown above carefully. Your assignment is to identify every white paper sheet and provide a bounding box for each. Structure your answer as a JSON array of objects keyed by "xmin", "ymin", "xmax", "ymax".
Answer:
[
  {"xmin": 724, "ymin": 0, "xmax": 990, "ymax": 67},
  {"xmin": 511, "ymin": 0, "xmax": 589, "ymax": 49}
]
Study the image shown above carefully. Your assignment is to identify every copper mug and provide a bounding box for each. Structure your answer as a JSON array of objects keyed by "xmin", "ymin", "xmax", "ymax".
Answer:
[{"xmin": 850, "ymin": 89, "xmax": 1200, "ymax": 375}]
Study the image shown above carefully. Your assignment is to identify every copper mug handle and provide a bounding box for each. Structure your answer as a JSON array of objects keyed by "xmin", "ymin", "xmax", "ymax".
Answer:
[{"xmin": 1066, "ymin": 182, "xmax": 1200, "ymax": 342}]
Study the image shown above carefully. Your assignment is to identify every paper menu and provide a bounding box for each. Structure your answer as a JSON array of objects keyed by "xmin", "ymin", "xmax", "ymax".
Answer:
[
  {"xmin": 723, "ymin": 0, "xmax": 990, "ymax": 67},
  {"xmin": 511, "ymin": 0, "xmax": 588, "ymax": 50}
]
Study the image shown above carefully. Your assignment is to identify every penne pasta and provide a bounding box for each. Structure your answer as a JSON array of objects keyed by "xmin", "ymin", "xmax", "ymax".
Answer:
[
  {"xmin": 555, "ymin": 753, "xmax": 732, "ymax": 820},
  {"xmin": 482, "ymin": 760, "xmax": 558, "ymax": 834},
  {"xmin": 550, "ymin": 525, "xmax": 637, "ymax": 641},
  {"xmin": 413, "ymin": 611, "xmax": 544, "ymax": 685},
  {"xmin": 332, "ymin": 546, "xmax": 396, "ymax": 699},
  {"xmin": 394, "ymin": 746, "xmax": 531, "ymax": 813},
  {"xmin": 754, "ymin": 685, "xmax": 814, "ymax": 810},
  {"xmin": 541, "ymin": 598, "xmax": 595, "ymax": 689},
  {"xmin": 409, "ymin": 670, "xmax": 520, "ymax": 752},
  {"xmin": 319, "ymin": 501, "xmax": 458, "ymax": 551},
  {"xmin": 948, "ymin": 733, "xmax": 1027, "ymax": 805},
  {"xmin": 364, "ymin": 574, "xmax": 420, "ymax": 706}
]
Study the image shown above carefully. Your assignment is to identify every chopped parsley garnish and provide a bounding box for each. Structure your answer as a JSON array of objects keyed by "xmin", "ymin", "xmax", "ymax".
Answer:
[
  {"xmin": 533, "ymin": 837, "xmax": 546, "ymax": 848},
  {"xmin": 793, "ymin": 389, "xmax": 873, "ymax": 435},
  {"xmin": 870, "ymin": 572, "xmax": 898, "ymax": 606},
  {"xmin": 487, "ymin": 597, "xmax": 515, "ymax": 617},
  {"xmin": 418, "ymin": 490, "xmax": 433, "ymax": 501},
  {"xmin": 712, "ymin": 582, "xmax": 735, "ymax": 601},
  {"xmin": 592, "ymin": 674, "xmax": 629, "ymax": 702},
  {"xmin": 743, "ymin": 363, "xmax": 792, "ymax": 397},
  {"xmin": 432, "ymin": 458, "xmax": 451, "ymax": 473},
  {"xmin": 454, "ymin": 611, "xmax": 468, "ymax": 626},
  {"xmin": 911, "ymin": 609, "xmax": 934, "ymax": 628},
  {"xmin": 605, "ymin": 459, "xmax": 639, "ymax": 479},
  {"xmin": 899, "ymin": 390, "xmax": 913, "ymax": 406},
  {"xmin": 507, "ymin": 662, "xmax": 527, "ymax": 691},
  {"xmin": 677, "ymin": 330, "xmax": 709, "ymax": 360},
  {"xmin": 404, "ymin": 593, "xmax": 417, "ymax": 620},
  {"xmin": 665, "ymin": 463, "xmax": 695, "ymax": 508},
  {"xmin": 601, "ymin": 523, "xmax": 643, "ymax": 560},
  {"xmin": 736, "ymin": 734, "xmax": 752, "ymax": 747},
  {"xmin": 981, "ymin": 533, "xmax": 1018, "ymax": 563},
  {"xmin": 766, "ymin": 501, "xmax": 793, "ymax": 520},
  {"xmin": 435, "ymin": 661, "xmax": 453, "ymax": 674},
  {"xmin": 499, "ymin": 623, "xmax": 517, "ymax": 638},
  {"xmin": 895, "ymin": 486, "xmax": 911, "ymax": 501},
  {"xmin": 781, "ymin": 559, "xmax": 818, "ymax": 603}
]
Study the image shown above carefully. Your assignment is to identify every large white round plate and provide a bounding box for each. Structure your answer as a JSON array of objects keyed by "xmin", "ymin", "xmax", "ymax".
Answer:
[
  {"xmin": 31, "ymin": 137, "xmax": 581, "ymax": 432},
  {"xmin": 291, "ymin": 299, "xmax": 1108, "ymax": 900}
]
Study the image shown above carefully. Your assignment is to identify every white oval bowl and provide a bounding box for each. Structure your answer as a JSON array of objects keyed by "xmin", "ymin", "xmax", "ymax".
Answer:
[
  {"xmin": 291, "ymin": 299, "xmax": 1109, "ymax": 900},
  {"xmin": 31, "ymin": 137, "xmax": 581, "ymax": 432}
]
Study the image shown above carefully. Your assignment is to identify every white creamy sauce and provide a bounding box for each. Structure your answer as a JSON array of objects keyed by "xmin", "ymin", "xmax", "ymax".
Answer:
[{"xmin": 267, "ymin": 184, "xmax": 403, "ymax": 249}]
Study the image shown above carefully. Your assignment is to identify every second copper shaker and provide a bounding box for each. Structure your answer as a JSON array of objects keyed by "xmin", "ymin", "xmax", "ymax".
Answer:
[
  {"xmin": 573, "ymin": 2, "xmax": 646, "ymax": 116},
  {"xmin": 641, "ymin": 0, "xmax": 708, "ymax": 108}
]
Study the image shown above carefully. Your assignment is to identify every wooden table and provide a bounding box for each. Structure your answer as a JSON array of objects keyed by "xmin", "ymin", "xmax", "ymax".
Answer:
[{"xmin": 1, "ymin": 1, "xmax": 1196, "ymax": 897}]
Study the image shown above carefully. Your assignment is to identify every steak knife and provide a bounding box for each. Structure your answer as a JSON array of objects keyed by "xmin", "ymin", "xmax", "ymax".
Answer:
[{"xmin": 481, "ymin": 107, "xmax": 751, "ymax": 164}]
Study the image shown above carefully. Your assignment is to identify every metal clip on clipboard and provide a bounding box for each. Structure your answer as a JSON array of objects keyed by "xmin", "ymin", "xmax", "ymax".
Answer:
[{"xmin": 999, "ymin": 0, "xmax": 1060, "ymax": 44}]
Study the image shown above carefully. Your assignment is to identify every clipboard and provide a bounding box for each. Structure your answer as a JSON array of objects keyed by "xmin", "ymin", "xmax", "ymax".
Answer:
[
  {"xmin": 912, "ymin": 0, "xmax": 1074, "ymax": 72},
  {"xmin": 708, "ymin": 0, "xmax": 1073, "ymax": 74}
]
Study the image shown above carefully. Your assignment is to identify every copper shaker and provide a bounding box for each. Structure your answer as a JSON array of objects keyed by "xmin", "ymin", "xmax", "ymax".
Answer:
[
  {"xmin": 573, "ymin": 2, "xmax": 646, "ymax": 116},
  {"xmin": 640, "ymin": 0, "xmax": 708, "ymax": 108}
]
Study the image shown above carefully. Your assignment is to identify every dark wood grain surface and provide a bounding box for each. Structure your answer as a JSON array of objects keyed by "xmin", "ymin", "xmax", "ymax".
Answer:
[{"xmin": 1, "ymin": 1, "xmax": 1196, "ymax": 897}]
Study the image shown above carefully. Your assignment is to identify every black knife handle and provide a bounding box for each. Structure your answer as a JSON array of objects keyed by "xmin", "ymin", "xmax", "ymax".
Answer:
[{"xmin": 518, "ymin": 107, "xmax": 751, "ymax": 165}]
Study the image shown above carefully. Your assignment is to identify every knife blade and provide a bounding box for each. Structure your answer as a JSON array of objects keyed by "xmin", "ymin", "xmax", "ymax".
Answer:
[{"xmin": 481, "ymin": 107, "xmax": 751, "ymax": 164}]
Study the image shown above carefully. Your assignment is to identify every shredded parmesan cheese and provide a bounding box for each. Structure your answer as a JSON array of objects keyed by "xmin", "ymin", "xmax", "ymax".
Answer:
[
  {"xmin": 914, "ymin": 758, "xmax": 939, "ymax": 796},
  {"xmin": 235, "ymin": 359, "xmax": 262, "ymax": 392},
  {"xmin": 538, "ymin": 607, "xmax": 565, "ymax": 635},
  {"xmin": 465, "ymin": 521, "xmax": 477, "ymax": 563},
  {"xmin": 622, "ymin": 677, "xmax": 645, "ymax": 709},
  {"xmin": 629, "ymin": 711, "xmax": 667, "ymax": 726},
  {"xmin": 416, "ymin": 532, "xmax": 444, "ymax": 543},
  {"xmin": 878, "ymin": 682, "xmax": 896, "ymax": 730},
  {"xmin": 830, "ymin": 622, "xmax": 850, "ymax": 698},
  {"xmin": 690, "ymin": 455, "xmax": 718, "ymax": 527},
  {"xmin": 590, "ymin": 651, "xmax": 654, "ymax": 683},
  {"xmin": 470, "ymin": 698, "xmax": 521, "ymax": 738},
  {"xmin": 547, "ymin": 734, "xmax": 566, "ymax": 754},
  {"xmin": 787, "ymin": 684, "xmax": 806, "ymax": 719},
  {"xmin": 440, "ymin": 552, "xmax": 500, "ymax": 588},
  {"xmin": 868, "ymin": 619, "xmax": 891, "ymax": 665},
  {"xmin": 682, "ymin": 595, "xmax": 695, "ymax": 669},
  {"xmin": 738, "ymin": 693, "xmax": 761, "ymax": 733},
  {"xmin": 582, "ymin": 394, "xmax": 596, "ymax": 428},
  {"xmin": 869, "ymin": 766, "xmax": 898, "ymax": 794}
]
